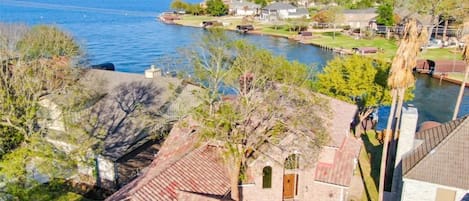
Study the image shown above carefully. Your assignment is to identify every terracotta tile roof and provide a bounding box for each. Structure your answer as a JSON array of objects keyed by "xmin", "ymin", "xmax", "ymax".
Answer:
[
  {"xmin": 328, "ymin": 98, "xmax": 357, "ymax": 147},
  {"xmin": 314, "ymin": 136, "xmax": 361, "ymax": 186},
  {"xmin": 106, "ymin": 120, "xmax": 231, "ymax": 201},
  {"xmin": 402, "ymin": 115, "xmax": 469, "ymax": 189}
]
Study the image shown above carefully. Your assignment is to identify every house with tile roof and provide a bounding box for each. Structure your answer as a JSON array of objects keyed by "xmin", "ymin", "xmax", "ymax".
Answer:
[
  {"xmin": 398, "ymin": 115, "xmax": 469, "ymax": 201},
  {"xmin": 260, "ymin": 2, "xmax": 309, "ymax": 20},
  {"xmin": 106, "ymin": 94, "xmax": 362, "ymax": 201}
]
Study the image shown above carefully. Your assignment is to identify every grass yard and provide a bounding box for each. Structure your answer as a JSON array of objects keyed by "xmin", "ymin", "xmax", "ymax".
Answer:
[
  {"xmin": 173, "ymin": 15, "xmax": 461, "ymax": 61},
  {"xmin": 261, "ymin": 26, "xmax": 297, "ymax": 38},
  {"xmin": 308, "ymin": 32, "xmax": 459, "ymax": 60},
  {"xmin": 358, "ymin": 131, "xmax": 383, "ymax": 201},
  {"xmin": 420, "ymin": 48, "xmax": 464, "ymax": 60},
  {"xmin": 447, "ymin": 72, "xmax": 467, "ymax": 80},
  {"xmin": 309, "ymin": 32, "xmax": 397, "ymax": 57}
]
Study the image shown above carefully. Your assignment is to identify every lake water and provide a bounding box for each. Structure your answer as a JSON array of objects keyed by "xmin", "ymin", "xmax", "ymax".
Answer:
[{"xmin": 1, "ymin": 0, "xmax": 468, "ymax": 125}]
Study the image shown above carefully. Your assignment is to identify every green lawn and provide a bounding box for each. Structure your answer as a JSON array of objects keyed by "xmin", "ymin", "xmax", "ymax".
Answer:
[
  {"xmin": 261, "ymin": 27, "xmax": 297, "ymax": 38},
  {"xmin": 446, "ymin": 72, "xmax": 468, "ymax": 82},
  {"xmin": 308, "ymin": 32, "xmax": 460, "ymax": 60},
  {"xmin": 420, "ymin": 48, "xmax": 464, "ymax": 60},
  {"xmin": 358, "ymin": 131, "xmax": 382, "ymax": 201},
  {"xmin": 173, "ymin": 15, "xmax": 461, "ymax": 61}
]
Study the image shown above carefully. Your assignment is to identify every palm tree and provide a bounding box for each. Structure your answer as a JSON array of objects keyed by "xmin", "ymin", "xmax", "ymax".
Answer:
[
  {"xmin": 378, "ymin": 19, "xmax": 428, "ymax": 201},
  {"xmin": 452, "ymin": 35, "xmax": 469, "ymax": 120}
]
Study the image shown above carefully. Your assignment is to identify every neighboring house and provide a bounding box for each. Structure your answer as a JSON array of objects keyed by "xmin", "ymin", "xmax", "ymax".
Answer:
[
  {"xmin": 106, "ymin": 95, "xmax": 361, "ymax": 201},
  {"xmin": 228, "ymin": 1, "xmax": 260, "ymax": 16},
  {"xmin": 398, "ymin": 114, "xmax": 469, "ymax": 201},
  {"xmin": 40, "ymin": 69, "xmax": 202, "ymax": 190},
  {"xmin": 261, "ymin": 2, "xmax": 309, "ymax": 20},
  {"xmin": 342, "ymin": 8, "xmax": 377, "ymax": 29},
  {"xmin": 394, "ymin": 8, "xmax": 432, "ymax": 27}
]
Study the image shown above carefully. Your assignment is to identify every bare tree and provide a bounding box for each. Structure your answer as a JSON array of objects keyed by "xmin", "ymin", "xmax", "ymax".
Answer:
[{"xmin": 191, "ymin": 29, "xmax": 330, "ymax": 200}]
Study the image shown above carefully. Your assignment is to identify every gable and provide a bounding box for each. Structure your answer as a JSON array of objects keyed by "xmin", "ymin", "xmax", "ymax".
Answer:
[{"xmin": 403, "ymin": 116, "xmax": 469, "ymax": 189}]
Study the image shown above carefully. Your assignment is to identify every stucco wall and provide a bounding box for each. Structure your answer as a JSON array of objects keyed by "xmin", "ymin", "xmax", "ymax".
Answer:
[
  {"xmin": 401, "ymin": 178, "xmax": 468, "ymax": 201},
  {"xmin": 306, "ymin": 182, "xmax": 346, "ymax": 201}
]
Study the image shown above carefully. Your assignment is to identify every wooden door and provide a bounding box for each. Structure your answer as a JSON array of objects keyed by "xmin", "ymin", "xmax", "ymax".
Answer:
[{"xmin": 283, "ymin": 174, "xmax": 295, "ymax": 199}]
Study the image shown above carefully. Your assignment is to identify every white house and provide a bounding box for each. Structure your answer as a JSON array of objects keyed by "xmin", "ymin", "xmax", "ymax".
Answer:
[
  {"xmin": 261, "ymin": 2, "xmax": 309, "ymax": 20},
  {"xmin": 228, "ymin": 1, "xmax": 261, "ymax": 16}
]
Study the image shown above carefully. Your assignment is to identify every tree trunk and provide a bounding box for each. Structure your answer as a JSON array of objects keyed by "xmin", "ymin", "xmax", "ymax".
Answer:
[
  {"xmin": 435, "ymin": 25, "xmax": 439, "ymax": 39},
  {"xmin": 378, "ymin": 89, "xmax": 397, "ymax": 201},
  {"xmin": 424, "ymin": 14, "xmax": 437, "ymax": 51},
  {"xmin": 443, "ymin": 19, "xmax": 449, "ymax": 40},
  {"xmin": 230, "ymin": 157, "xmax": 242, "ymax": 201},
  {"xmin": 354, "ymin": 108, "xmax": 374, "ymax": 137},
  {"xmin": 393, "ymin": 88, "xmax": 406, "ymax": 141},
  {"xmin": 453, "ymin": 65, "xmax": 469, "ymax": 120}
]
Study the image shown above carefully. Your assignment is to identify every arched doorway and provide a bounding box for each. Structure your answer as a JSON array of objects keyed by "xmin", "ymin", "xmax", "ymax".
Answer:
[{"xmin": 283, "ymin": 154, "xmax": 299, "ymax": 199}]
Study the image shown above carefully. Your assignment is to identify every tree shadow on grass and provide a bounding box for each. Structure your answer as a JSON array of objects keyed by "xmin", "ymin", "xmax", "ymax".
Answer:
[{"xmin": 360, "ymin": 132, "xmax": 383, "ymax": 192}]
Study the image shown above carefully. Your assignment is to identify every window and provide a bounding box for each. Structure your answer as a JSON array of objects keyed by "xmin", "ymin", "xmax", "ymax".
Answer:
[
  {"xmin": 285, "ymin": 154, "xmax": 299, "ymax": 169},
  {"xmin": 262, "ymin": 166, "xmax": 272, "ymax": 188}
]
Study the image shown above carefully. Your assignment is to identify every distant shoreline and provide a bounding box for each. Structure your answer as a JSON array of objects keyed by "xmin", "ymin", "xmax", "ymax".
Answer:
[
  {"xmin": 168, "ymin": 17, "xmax": 352, "ymax": 56},
  {"xmin": 165, "ymin": 16, "xmax": 468, "ymax": 87}
]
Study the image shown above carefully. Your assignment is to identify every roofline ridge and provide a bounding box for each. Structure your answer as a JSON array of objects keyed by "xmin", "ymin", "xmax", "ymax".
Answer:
[
  {"xmin": 404, "ymin": 116, "xmax": 469, "ymax": 177},
  {"xmin": 130, "ymin": 141, "xmax": 211, "ymax": 198}
]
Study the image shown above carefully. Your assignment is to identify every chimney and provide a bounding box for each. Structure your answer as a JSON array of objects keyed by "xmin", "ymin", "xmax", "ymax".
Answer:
[
  {"xmin": 145, "ymin": 65, "xmax": 161, "ymax": 79},
  {"xmin": 395, "ymin": 105, "xmax": 418, "ymax": 166},
  {"xmin": 392, "ymin": 104, "xmax": 418, "ymax": 196}
]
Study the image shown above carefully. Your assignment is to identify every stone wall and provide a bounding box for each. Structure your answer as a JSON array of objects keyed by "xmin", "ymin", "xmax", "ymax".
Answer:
[{"xmin": 239, "ymin": 144, "xmax": 349, "ymax": 201}]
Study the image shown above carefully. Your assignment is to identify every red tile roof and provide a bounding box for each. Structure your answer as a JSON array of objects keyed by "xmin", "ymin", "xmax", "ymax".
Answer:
[
  {"xmin": 328, "ymin": 98, "xmax": 357, "ymax": 147},
  {"xmin": 106, "ymin": 120, "xmax": 231, "ymax": 201},
  {"xmin": 314, "ymin": 136, "xmax": 361, "ymax": 186}
]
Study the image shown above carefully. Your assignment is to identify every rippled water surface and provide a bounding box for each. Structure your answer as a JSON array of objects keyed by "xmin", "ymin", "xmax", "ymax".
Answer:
[{"xmin": 1, "ymin": 0, "xmax": 468, "ymax": 124}]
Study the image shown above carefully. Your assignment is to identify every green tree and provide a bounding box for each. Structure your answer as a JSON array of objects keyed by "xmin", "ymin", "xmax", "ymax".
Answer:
[
  {"xmin": 190, "ymin": 29, "xmax": 329, "ymax": 200},
  {"xmin": 314, "ymin": 55, "xmax": 410, "ymax": 135},
  {"xmin": 376, "ymin": 3, "xmax": 394, "ymax": 26},
  {"xmin": 254, "ymin": 0, "xmax": 270, "ymax": 7},
  {"xmin": 0, "ymin": 24, "xmax": 86, "ymax": 198},
  {"xmin": 17, "ymin": 25, "xmax": 80, "ymax": 60},
  {"xmin": 407, "ymin": 0, "xmax": 459, "ymax": 44},
  {"xmin": 312, "ymin": 7, "xmax": 344, "ymax": 39},
  {"xmin": 170, "ymin": 0, "xmax": 189, "ymax": 11},
  {"xmin": 205, "ymin": 0, "xmax": 228, "ymax": 16},
  {"xmin": 187, "ymin": 4, "xmax": 205, "ymax": 15}
]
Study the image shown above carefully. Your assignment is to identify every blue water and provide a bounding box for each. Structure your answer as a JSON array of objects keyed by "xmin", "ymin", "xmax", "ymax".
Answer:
[
  {"xmin": 0, "ymin": 0, "xmax": 332, "ymax": 73},
  {"xmin": 1, "ymin": 0, "xmax": 468, "ymax": 125}
]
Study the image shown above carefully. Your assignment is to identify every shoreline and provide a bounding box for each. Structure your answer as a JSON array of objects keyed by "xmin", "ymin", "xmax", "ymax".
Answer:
[
  {"xmin": 432, "ymin": 73, "xmax": 469, "ymax": 87},
  {"xmin": 170, "ymin": 18, "xmax": 353, "ymax": 55},
  {"xmin": 167, "ymin": 16, "xmax": 468, "ymax": 87}
]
